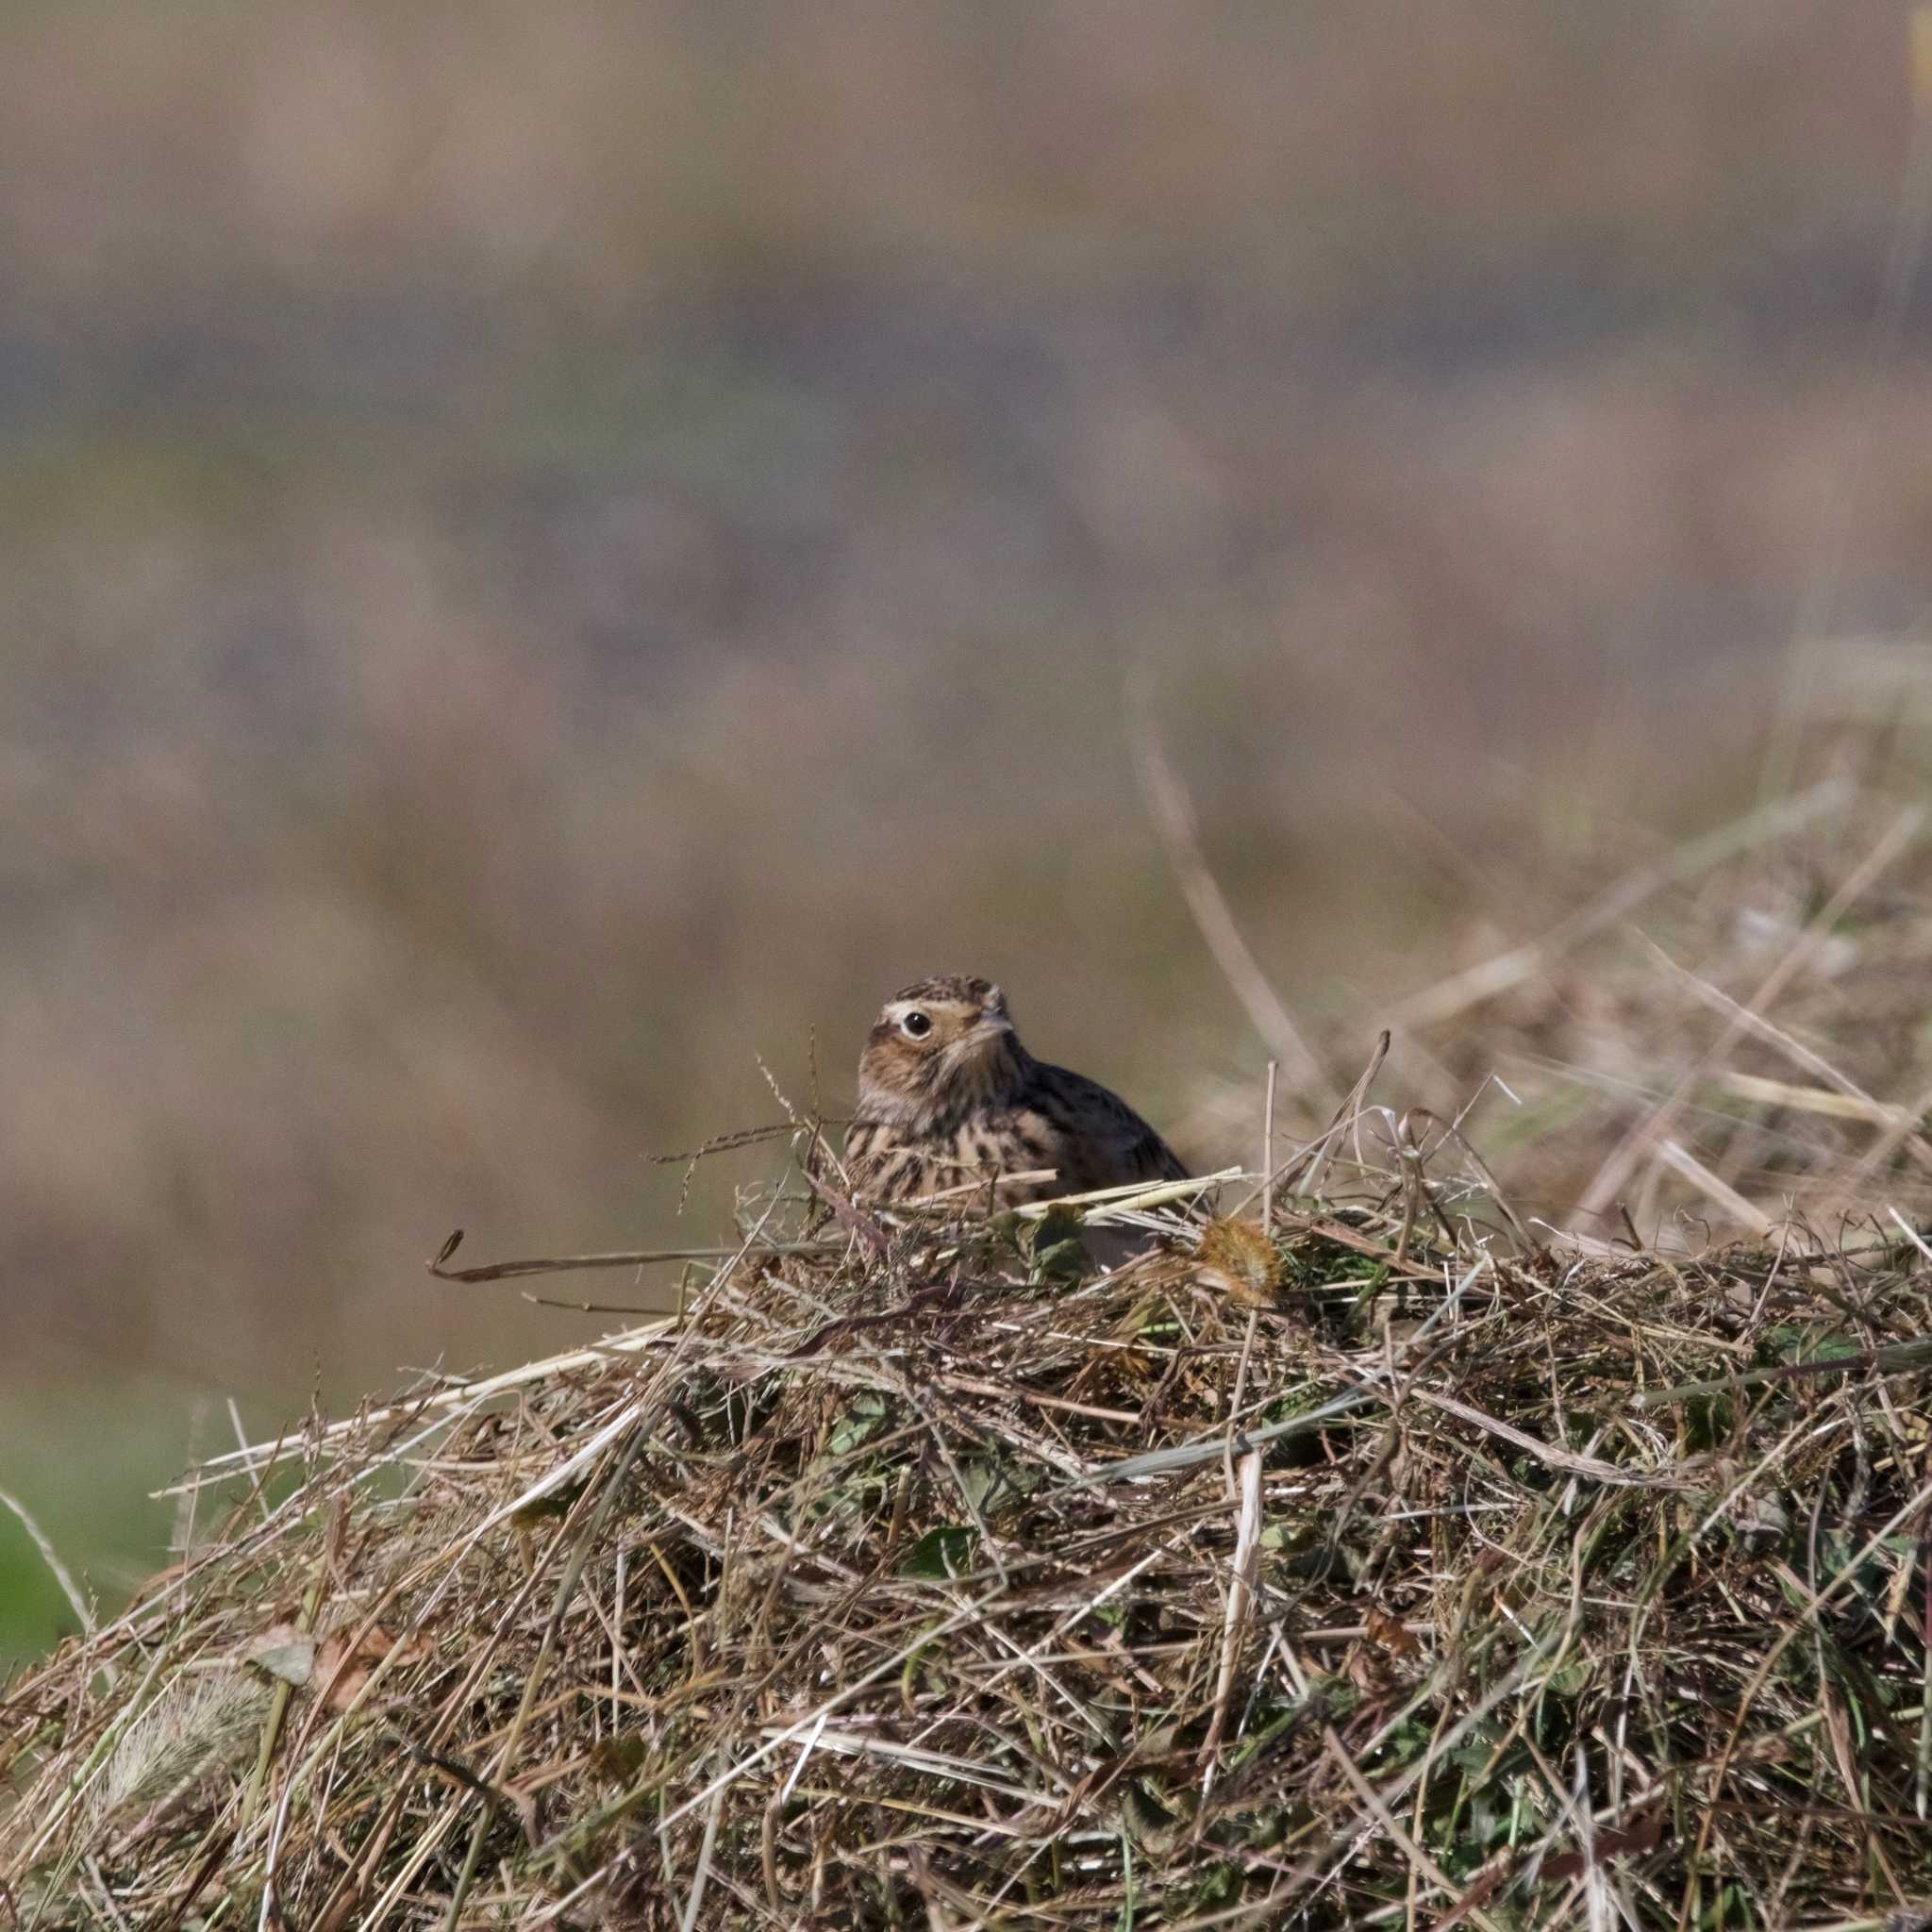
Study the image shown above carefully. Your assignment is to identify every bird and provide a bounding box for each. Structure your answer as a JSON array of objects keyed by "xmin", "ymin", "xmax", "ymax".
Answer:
[{"xmin": 842, "ymin": 974, "xmax": 1187, "ymax": 1208}]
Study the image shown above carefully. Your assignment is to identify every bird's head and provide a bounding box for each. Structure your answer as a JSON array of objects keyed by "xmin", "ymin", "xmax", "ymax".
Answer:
[{"xmin": 856, "ymin": 974, "xmax": 1030, "ymax": 1125}]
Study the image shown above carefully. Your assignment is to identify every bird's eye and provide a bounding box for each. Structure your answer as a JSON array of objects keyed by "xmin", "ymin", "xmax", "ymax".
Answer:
[{"xmin": 901, "ymin": 1010, "xmax": 932, "ymax": 1040}]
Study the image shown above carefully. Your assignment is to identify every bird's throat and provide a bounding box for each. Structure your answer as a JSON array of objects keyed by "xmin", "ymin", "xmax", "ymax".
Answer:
[{"xmin": 924, "ymin": 1032, "xmax": 1029, "ymax": 1124}]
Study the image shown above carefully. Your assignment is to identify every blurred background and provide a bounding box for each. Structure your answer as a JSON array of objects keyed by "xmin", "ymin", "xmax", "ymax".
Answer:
[{"xmin": 8, "ymin": 0, "xmax": 1932, "ymax": 1657}]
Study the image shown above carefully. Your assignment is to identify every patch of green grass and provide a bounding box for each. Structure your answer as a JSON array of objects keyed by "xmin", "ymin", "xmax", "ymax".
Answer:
[{"xmin": 0, "ymin": 1385, "xmax": 216, "ymax": 1666}]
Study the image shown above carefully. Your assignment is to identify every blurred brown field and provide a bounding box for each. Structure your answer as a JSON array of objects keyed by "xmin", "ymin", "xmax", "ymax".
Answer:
[{"xmin": 6, "ymin": 2, "xmax": 1932, "ymax": 1651}]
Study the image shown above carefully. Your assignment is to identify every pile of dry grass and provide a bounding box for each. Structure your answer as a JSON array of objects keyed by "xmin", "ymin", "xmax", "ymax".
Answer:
[
  {"xmin": 1191, "ymin": 758, "xmax": 1932, "ymax": 1270},
  {"xmin": 6, "ymin": 1124, "xmax": 1932, "ymax": 1929}
]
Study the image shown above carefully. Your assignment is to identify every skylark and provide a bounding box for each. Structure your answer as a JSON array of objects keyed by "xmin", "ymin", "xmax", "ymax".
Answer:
[{"xmin": 843, "ymin": 974, "xmax": 1186, "ymax": 1206}]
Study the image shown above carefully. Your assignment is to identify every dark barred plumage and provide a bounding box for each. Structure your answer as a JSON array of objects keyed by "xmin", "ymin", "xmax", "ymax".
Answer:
[{"xmin": 843, "ymin": 974, "xmax": 1186, "ymax": 1206}]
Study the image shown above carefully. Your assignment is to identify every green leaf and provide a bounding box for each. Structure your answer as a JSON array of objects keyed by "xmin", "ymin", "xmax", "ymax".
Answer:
[
  {"xmin": 1028, "ymin": 1205, "xmax": 1092, "ymax": 1286},
  {"xmin": 900, "ymin": 1525, "xmax": 977, "ymax": 1579},
  {"xmin": 828, "ymin": 1392, "xmax": 891, "ymax": 1457},
  {"xmin": 1802, "ymin": 1332, "xmax": 1862, "ymax": 1362},
  {"xmin": 512, "ymin": 1478, "xmax": 586, "ymax": 1528},
  {"xmin": 1190, "ymin": 1862, "xmax": 1241, "ymax": 1911},
  {"xmin": 1542, "ymin": 1653, "xmax": 1593, "ymax": 1698},
  {"xmin": 959, "ymin": 1452, "xmax": 1045, "ymax": 1515}
]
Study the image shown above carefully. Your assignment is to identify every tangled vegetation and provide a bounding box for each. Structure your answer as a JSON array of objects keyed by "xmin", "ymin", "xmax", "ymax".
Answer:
[{"xmin": 6, "ymin": 1106, "xmax": 1932, "ymax": 1929}]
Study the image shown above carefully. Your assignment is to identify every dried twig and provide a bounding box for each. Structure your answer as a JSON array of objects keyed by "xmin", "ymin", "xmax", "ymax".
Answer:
[{"xmin": 1125, "ymin": 666, "xmax": 1334, "ymax": 1104}]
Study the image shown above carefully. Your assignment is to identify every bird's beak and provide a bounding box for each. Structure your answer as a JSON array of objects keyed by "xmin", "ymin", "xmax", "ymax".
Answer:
[{"xmin": 976, "ymin": 1013, "xmax": 1014, "ymax": 1036}]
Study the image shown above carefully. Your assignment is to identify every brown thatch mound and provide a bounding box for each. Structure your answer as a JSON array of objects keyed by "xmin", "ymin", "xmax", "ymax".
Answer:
[{"xmin": 6, "ymin": 1152, "xmax": 1932, "ymax": 1929}]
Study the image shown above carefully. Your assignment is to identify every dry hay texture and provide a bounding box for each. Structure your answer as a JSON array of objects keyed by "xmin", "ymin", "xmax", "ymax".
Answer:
[{"xmin": 6, "ymin": 1138, "xmax": 1932, "ymax": 1931}]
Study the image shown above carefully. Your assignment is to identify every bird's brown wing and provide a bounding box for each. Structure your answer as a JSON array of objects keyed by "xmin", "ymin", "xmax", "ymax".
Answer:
[{"xmin": 1027, "ymin": 1064, "xmax": 1187, "ymax": 1192}]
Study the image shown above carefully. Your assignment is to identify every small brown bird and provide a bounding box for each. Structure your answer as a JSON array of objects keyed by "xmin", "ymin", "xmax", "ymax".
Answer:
[{"xmin": 843, "ymin": 974, "xmax": 1186, "ymax": 1206}]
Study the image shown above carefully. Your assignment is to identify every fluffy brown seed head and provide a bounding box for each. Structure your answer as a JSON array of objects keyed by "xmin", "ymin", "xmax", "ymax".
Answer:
[{"xmin": 855, "ymin": 974, "xmax": 1032, "ymax": 1129}]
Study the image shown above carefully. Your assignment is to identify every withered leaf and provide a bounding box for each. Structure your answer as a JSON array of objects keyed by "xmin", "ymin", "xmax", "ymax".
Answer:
[
  {"xmin": 314, "ymin": 1624, "xmax": 433, "ymax": 1711},
  {"xmin": 1193, "ymin": 1218, "xmax": 1284, "ymax": 1307},
  {"xmin": 245, "ymin": 1622, "xmax": 319, "ymax": 1687},
  {"xmin": 1364, "ymin": 1604, "xmax": 1420, "ymax": 1657}
]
